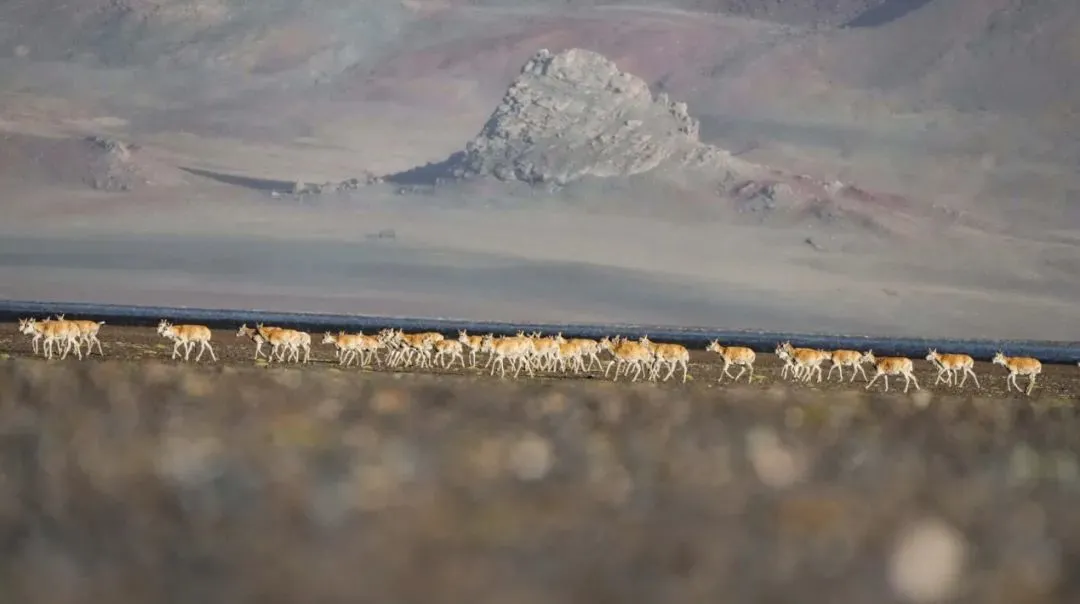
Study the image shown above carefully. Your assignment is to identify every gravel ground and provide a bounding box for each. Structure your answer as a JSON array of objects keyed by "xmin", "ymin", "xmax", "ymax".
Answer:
[
  {"xmin": 2, "ymin": 324, "xmax": 1078, "ymax": 398},
  {"xmin": 1, "ymin": 324, "xmax": 1080, "ymax": 603}
]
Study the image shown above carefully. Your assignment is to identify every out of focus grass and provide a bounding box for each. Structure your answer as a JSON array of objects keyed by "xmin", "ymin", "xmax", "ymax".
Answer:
[{"xmin": 0, "ymin": 358, "xmax": 1078, "ymax": 604}]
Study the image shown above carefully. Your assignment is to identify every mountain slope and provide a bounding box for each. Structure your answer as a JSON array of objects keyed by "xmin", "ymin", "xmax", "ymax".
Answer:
[{"xmin": 728, "ymin": 0, "xmax": 1080, "ymax": 118}]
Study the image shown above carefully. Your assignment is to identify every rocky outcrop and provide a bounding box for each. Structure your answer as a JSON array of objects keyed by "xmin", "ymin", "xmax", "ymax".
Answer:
[
  {"xmin": 376, "ymin": 47, "xmax": 904, "ymax": 228},
  {"xmin": 430, "ymin": 48, "xmax": 754, "ymax": 185},
  {"xmin": 385, "ymin": 48, "xmax": 760, "ymax": 187}
]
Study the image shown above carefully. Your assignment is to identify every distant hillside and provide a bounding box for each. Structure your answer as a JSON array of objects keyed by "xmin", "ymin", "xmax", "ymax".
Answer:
[
  {"xmin": 5, "ymin": 0, "xmax": 1075, "ymax": 119},
  {"xmin": 0, "ymin": 0, "xmax": 410, "ymax": 74},
  {"xmin": 729, "ymin": 0, "xmax": 1080, "ymax": 118},
  {"xmin": 435, "ymin": 0, "xmax": 910, "ymax": 26}
]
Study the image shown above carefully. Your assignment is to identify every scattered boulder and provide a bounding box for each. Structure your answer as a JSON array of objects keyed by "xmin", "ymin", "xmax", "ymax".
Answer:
[{"xmin": 285, "ymin": 171, "xmax": 384, "ymax": 198}]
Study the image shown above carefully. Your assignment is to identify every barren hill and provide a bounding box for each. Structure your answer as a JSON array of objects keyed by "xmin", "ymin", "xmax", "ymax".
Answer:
[
  {"xmin": 1, "ymin": 0, "xmax": 1079, "ymax": 340},
  {"xmin": 0, "ymin": 133, "xmax": 186, "ymax": 192},
  {"xmin": 396, "ymin": 48, "xmax": 752, "ymax": 185},
  {"xmin": 730, "ymin": 0, "xmax": 1080, "ymax": 118},
  {"xmin": 387, "ymin": 48, "xmax": 912, "ymax": 232}
]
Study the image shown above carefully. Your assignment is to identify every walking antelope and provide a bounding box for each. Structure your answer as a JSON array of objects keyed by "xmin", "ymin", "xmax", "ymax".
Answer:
[
  {"xmin": 457, "ymin": 329, "xmax": 485, "ymax": 367},
  {"xmin": 52, "ymin": 315, "xmax": 105, "ymax": 357},
  {"xmin": 925, "ymin": 349, "xmax": 980, "ymax": 389},
  {"xmin": 378, "ymin": 329, "xmax": 439, "ymax": 369},
  {"xmin": 992, "ymin": 351, "xmax": 1041, "ymax": 396},
  {"xmin": 601, "ymin": 336, "xmax": 653, "ymax": 382},
  {"xmin": 554, "ymin": 339, "xmax": 587, "ymax": 373},
  {"xmin": 18, "ymin": 317, "xmax": 82, "ymax": 360},
  {"xmin": 787, "ymin": 345, "xmax": 831, "ymax": 383},
  {"xmin": 550, "ymin": 334, "xmax": 602, "ymax": 373},
  {"xmin": 293, "ymin": 330, "xmax": 313, "ymax": 363},
  {"xmin": 527, "ymin": 333, "xmax": 561, "ymax": 372},
  {"xmin": 433, "ymin": 339, "xmax": 467, "ymax": 369},
  {"xmin": 481, "ymin": 333, "xmax": 534, "ymax": 378},
  {"xmin": 827, "ymin": 349, "xmax": 872, "ymax": 382},
  {"xmin": 18, "ymin": 317, "xmax": 53, "ymax": 357},
  {"xmin": 321, "ymin": 331, "xmax": 364, "ymax": 366},
  {"xmin": 254, "ymin": 323, "xmax": 299, "ymax": 363},
  {"xmin": 864, "ymin": 353, "xmax": 920, "ymax": 393},
  {"xmin": 706, "ymin": 340, "xmax": 756, "ymax": 383},
  {"xmin": 639, "ymin": 335, "xmax": 690, "ymax": 383},
  {"xmin": 157, "ymin": 319, "xmax": 216, "ymax": 362},
  {"xmin": 775, "ymin": 342, "xmax": 800, "ymax": 380},
  {"xmin": 345, "ymin": 331, "xmax": 382, "ymax": 367},
  {"xmin": 236, "ymin": 323, "xmax": 269, "ymax": 360}
]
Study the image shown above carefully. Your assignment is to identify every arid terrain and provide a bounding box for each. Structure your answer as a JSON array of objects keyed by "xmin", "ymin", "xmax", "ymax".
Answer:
[
  {"xmin": 5, "ymin": 5, "xmax": 1080, "ymax": 599},
  {"xmin": 3, "ymin": 341, "xmax": 1080, "ymax": 603},
  {"xmin": 3, "ymin": 323, "xmax": 1079, "ymax": 398},
  {"xmin": 1, "ymin": 0, "xmax": 1079, "ymax": 340}
]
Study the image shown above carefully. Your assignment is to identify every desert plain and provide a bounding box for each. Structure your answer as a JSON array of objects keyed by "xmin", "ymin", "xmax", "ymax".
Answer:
[
  {"xmin": 0, "ymin": 0, "xmax": 1078, "ymax": 340},
  {"xmin": 3, "ymin": 1, "xmax": 1080, "ymax": 602}
]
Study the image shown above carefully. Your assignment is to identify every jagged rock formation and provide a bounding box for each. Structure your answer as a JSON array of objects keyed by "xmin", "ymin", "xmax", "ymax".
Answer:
[
  {"xmin": 375, "ymin": 47, "xmax": 905, "ymax": 229},
  {"xmin": 424, "ymin": 48, "xmax": 752, "ymax": 186}
]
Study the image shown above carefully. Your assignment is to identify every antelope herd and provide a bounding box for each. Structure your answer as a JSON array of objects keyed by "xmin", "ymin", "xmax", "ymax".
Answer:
[{"xmin": 9, "ymin": 315, "xmax": 1078, "ymax": 396}]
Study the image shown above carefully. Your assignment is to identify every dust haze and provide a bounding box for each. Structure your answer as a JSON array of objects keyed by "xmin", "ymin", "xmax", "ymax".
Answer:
[{"xmin": 2, "ymin": 0, "xmax": 1079, "ymax": 340}]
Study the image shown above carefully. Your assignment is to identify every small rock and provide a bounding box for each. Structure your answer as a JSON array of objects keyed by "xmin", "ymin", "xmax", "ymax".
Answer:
[
  {"xmin": 888, "ymin": 517, "xmax": 967, "ymax": 603},
  {"xmin": 746, "ymin": 426, "xmax": 806, "ymax": 488},
  {"xmin": 508, "ymin": 433, "xmax": 554, "ymax": 481}
]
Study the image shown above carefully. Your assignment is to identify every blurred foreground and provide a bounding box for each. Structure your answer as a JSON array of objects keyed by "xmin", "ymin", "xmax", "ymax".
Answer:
[{"xmin": 1, "ymin": 359, "xmax": 1078, "ymax": 603}]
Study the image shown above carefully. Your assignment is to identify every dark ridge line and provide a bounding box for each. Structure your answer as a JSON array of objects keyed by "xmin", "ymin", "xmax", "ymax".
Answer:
[
  {"xmin": 382, "ymin": 152, "xmax": 463, "ymax": 186},
  {"xmin": 843, "ymin": 0, "xmax": 936, "ymax": 28},
  {"xmin": 179, "ymin": 166, "xmax": 294, "ymax": 192},
  {"xmin": 3, "ymin": 299, "xmax": 1078, "ymax": 364}
]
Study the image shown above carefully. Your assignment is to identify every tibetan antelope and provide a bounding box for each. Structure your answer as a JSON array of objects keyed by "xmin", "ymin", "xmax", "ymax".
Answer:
[
  {"xmin": 379, "ymin": 329, "xmax": 438, "ymax": 369},
  {"xmin": 254, "ymin": 323, "xmax": 298, "ymax": 363},
  {"xmin": 487, "ymin": 331, "xmax": 536, "ymax": 369},
  {"xmin": 481, "ymin": 333, "xmax": 534, "ymax": 378},
  {"xmin": 52, "ymin": 315, "xmax": 105, "ymax": 357},
  {"xmin": 788, "ymin": 345, "xmax": 831, "ymax": 383},
  {"xmin": 707, "ymin": 340, "xmax": 756, "ymax": 383},
  {"xmin": 865, "ymin": 353, "xmax": 920, "ymax": 393},
  {"xmin": 322, "ymin": 331, "xmax": 364, "ymax": 366},
  {"xmin": 775, "ymin": 342, "xmax": 799, "ymax": 380},
  {"xmin": 17, "ymin": 317, "xmax": 53, "ymax": 356},
  {"xmin": 601, "ymin": 336, "xmax": 653, "ymax": 382},
  {"xmin": 457, "ymin": 329, "xmax": 485, "ymax": 367},
  {"xmin": 527, "ymin": 332, "xmax": 561, "ymax": 372},
  {"xmin": 827, "ymin": 349, "xmax": 873, "ymax": 382},
  {"xmin": 433, "ymin": 339, "xmax": 466, "ymax": 369},
  {"xmin": 774, "ymin": 341, "xmax": 824, "ymax": 382},
  {"xmin": 553, "ymin": 333, "xmax": 603, "ymax": 373},
  {"xmin": 255, "ymin": 324, "xmax": 311, "ymax": 364},
  {"xmin": 293, "ymin": 330, "xmax": 313, "ymax": 363},
  {"xmin": 992, "ymin": 351, "xmax": 1041, "ymax": 396},
  {"xmin": 236, "ymin": 323, "xmax": 269, "ymax": 360},
  {"xmin": 157, "ymin": 319, "xmax": 216, "ymax": 362},
  {"xmin": 345, "ymin": 331, "xmax": 383, "ymax": 367},
  {"xmin": 639, "ymin": 335, "xmax": 690, "ymax": 383},
  {"xmin": 925, "ymin": 349, "xmax": 980, "ymax": 389},
  {"xmin": 18, "ymin": 317, "xmax": 81, "ymax": 360},
  {"xmin": 554, "ymin": 339, "xmax": 587, "ymax": 373}
]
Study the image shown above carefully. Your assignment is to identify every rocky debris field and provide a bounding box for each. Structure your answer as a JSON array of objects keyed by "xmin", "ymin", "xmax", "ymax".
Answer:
[{"xmin": 1, "ymin": 351, "xmax": 1080, "ymax": 603}]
